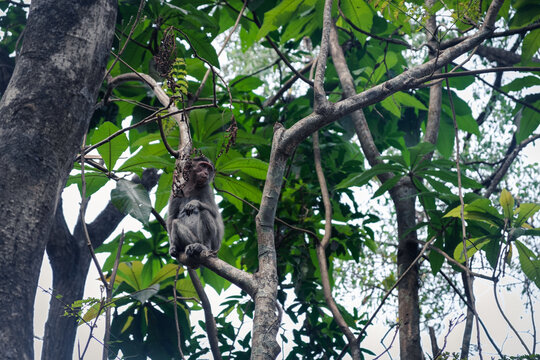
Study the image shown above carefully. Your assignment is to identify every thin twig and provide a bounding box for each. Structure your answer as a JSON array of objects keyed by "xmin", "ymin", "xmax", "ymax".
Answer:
[
  {"xmin": 172, "ymin": 266, "xmax": 186, "ymax": 360},
  {"xmin": 192, "ymin": 0, "xmax": 248, "ymax": 104},
  {"xmin": 102, "ymin": 231, "xmax": 125, "ymax": 360},
  {"xmin": 493, "ymin": 282, "xmax": 532, "ymax": 354},
  {"xmin": 373, "ymin": 324, "xmax": 399, "ymax": 360},
  {"xmin": 438, "ymin": 269, "xmax": 504, "ymax": 357},
  {"xmin": 313, "ymin": 130, "xmax": 360, "ymax": 359},
  {"xmin": 157, "ymin": 114, "xmax": 179, "ymax": 158},
  {"xmin": 103, "ymin": 0, "xmax": 146, "ymax": 80},
  {"xmin": 313, "ymin": 0, "xmax": 334, "ymax": 112},
  {"xmin": 337, "ymin": 236, "xmax": 437, "ymax": 359},
  {"xmin": 79, "ymin": 136, "xmax": 108, "ymax": 288},
  {"xmin": 445, "ymin": 64, "xmax": 484, "ymax": 360},
  {"xmin": 188, "ymin": 268, "xmax": 223, "ymax": 360},
  {"xmin": 525, "ymin": 280, "xmax": 538, "ymax": 354},
  {"xmin": 415, "ymin": 239, "xmax": 495, "ymax": 281},
  {"xmin": 213, "ymin": 184, "xmax": 319, "ymax": 240}
]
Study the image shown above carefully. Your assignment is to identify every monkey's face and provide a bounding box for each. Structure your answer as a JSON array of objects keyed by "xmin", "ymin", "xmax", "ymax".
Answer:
[{"xmin": 194, "ymin": 161, "xmax": 214, "ymax": 187}]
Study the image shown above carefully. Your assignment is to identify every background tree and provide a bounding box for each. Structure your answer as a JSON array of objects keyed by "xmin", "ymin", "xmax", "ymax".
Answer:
[
  {"xmin": 1, "ymin": 0, "xmax": 539, "ymax": 359},
  {"xmin": 0, "ymin": 1, "xmax": 116, "ymax": 359}
]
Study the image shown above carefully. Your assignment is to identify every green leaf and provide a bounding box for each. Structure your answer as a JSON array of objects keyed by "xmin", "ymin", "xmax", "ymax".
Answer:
[
  {"xmin": 501, "ymin": 76, "xmax": 540, "ymax": 92},
  {"xmin": 522, "ymin": 28, "xmax": 540, "ymax": 61},
  {"xmin": 150, "ymin": 264, "xmax": 183, "ymax": 286},
  {"xmin": 90, "ymin": 121, "xmax": 128, "ymax": 170},
  {"xmin": 117, "ymin": 155, "xmax": 173, "ymax": 175},
  {"xmin": 453, "ymin": 236, "xmax": 491, "ymax": 263},
  {"xmin": 516, "ymin": 102, "xmax": 540, "ymax": 142},
  {"xmin": 499, "ymin": 189, "xmax": 514, "ymax": 220},
  {"xmin": 436, "ymin": 118, "xmax": 455, "ymax": 158},
  {"xmin": 183, "ymin": 30, "xmax": 220, "ymax": 68},
  {"xmin": 190, "ymin": 109, "xmax": 229, "ymax": 142},
  {"xmin": 456, "ymin": 114, "xmax": 480, "ymax": 135},
  {"xmin": 340, "ymin": 0, "xmax": 373, "ymax": 34},
  {"xmin": 67, "ymin": 171, "xmax": 109, "ymax": 198},
  {"xmin": 214, "ymin": 174, "xmax": 263, "ymax": 205},
  {"xmin": 444, "ymin": 199, "xmax": 503, "ymax": 226},
  {"xmin": 511, "ymin": 0, "xmax": 540, "ymax": 28},
  {"xmin": 336, "ymin": 164, "xmax": 404, "ymax": 189},
  {"xmin": 380, "ymin": 96, "xmax": 401, "ymax": 117},
  {"xmin": 155, "ymin": 171, "xmax": 173, "ymax": 213},
  {"xmin": 515, "ymin": 203, "xmax": 540, "ymax": 227},
  {"xmin": 116, "ymin": 261, "xmax": 144, "ymax": 291},
  {"xmin": 130, "ymin": 284, "xmax": 160, "ymax": 303},
  {"xmin": 407, "ymin": 142, "xmax": 435, "ymax": 168},
  {"xmin": 422, "ymin": 169, "xmax": 482, "ymax": 189},
  {"xmin": 515, "ymin": 240, "xmax": 540, "ymax": 289},
  {"xmin": 394, "ymin": 92, "xmax": 427, "ymax": 110},
  {"xmin": 111, "ymin": 179, "xmax": 152, "ymax": 225},
  {"xmin": 255, "ymin": 0, "xmax": 315, "ymax": 41},
  {"xmin": 219, "ymin": 158, "xmax": 269, "ymax": 180},
  {"xmin": 424, "ymin": 176, "xmax": 452, "ymax": 194},
  {"xmin": 373, "ymin": 174, "xmax": 402, "ymax": 198},
  {"xmin": 176, "ymin": 277, "xmax": 199, "ymax": 299},
  {"xmin": 231, "ymin": 76, "xmax": 264, "ymax": 92}
]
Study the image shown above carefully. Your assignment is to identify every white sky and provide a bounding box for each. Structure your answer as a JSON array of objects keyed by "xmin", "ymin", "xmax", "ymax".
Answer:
[{"xmin": 32, "ymin": 141, "xmax": 540, "ymax": 359}]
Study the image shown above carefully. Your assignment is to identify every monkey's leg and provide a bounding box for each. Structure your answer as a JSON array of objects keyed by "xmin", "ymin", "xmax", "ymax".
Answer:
[
  {"xmin": 169, "ymin": 218, "xmax": 199, "ymax": 257},
  {"xmin": 184, "ymin": 243, "xmax": 209, "ymax": 257}
]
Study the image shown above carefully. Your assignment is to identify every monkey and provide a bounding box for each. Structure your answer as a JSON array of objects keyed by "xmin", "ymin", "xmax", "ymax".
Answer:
[{"xmin": 167, "ymin": 156, "xmax": 224, "ymax": 260}]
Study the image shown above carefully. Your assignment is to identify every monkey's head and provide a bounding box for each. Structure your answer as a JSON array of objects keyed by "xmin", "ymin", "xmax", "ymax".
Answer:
[{"xmin": 191, "ymin": 156, "xmax": 214, "ymax": 187}]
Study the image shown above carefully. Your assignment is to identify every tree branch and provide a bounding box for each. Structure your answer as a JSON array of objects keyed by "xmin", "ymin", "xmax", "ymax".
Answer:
[
  {"xmin": 281, "ymin": 0, "xmax": 506, "ymax": 154},
  {"xmin": 484, "ymin": 133, "xmax": 540, "ymax": 197},
  {"xmin": 313, "ymin": 0, "xmax": 334, "ymax": 113},
  {"xmin": 188, "ymin": 268, "xmax": 223, "ymax": 360},
  {"xmin": 313, "ymin": 131, "xmax": 361, "ymax": 359}
]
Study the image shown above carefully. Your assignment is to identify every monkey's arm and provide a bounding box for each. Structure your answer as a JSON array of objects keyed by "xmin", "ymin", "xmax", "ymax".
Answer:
[{"xmin": 184, "ymin": 199, "xmax": 219, "ymax": 217}]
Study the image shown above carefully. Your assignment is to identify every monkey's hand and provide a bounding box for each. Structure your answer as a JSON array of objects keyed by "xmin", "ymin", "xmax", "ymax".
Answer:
[
  {"xmin": 169, "ymin": 244, "xmax": 179, "ymax": 258},
  {"xmin": 183, "ymin": 200, "xmax": 201, "ymax": 216},
  {"xmin": 185, "ymin": 243, "xmax": 209, "ymax": 257}
]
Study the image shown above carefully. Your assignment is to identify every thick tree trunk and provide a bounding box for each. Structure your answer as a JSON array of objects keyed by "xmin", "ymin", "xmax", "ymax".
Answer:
[
  {"xmin": 390, "ymin": 180, "xmax": 423, "ymax": 360},
  {"xmin": 42, "ymin": 170, "xmax": 158, "ymax": 360},
  {"xmin": 0, "ymin": 1, "xmax": 116, "ymax": 358},
  {"xmin": 42, "ymin": 202, "xmax": 91, "ymax": 360}
]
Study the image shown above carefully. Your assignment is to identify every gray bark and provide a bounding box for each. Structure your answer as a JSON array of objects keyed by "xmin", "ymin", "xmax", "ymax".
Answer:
[
  {"xmin": 0, "ymin": 1, "xmax": 116, "ymax": 359},
  {"xmin": 42, "ymin": 170, "xmax": 158, "ymax": 360}
]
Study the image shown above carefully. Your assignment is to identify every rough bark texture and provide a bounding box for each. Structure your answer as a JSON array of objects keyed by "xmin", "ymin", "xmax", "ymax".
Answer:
[
  {"xmin": 0, "ymin": 1, "xmax": 116, "ymax": 358},
  {"xmin": 251, "ymin": 125, "xmax": 286, "ymax": 359},
  {"xmin": 42, "ymin": 170, "xmax": 158, "ymax": 360},
  {"xmin": 390, "ymin": 180, "xmax": 422, "ymax": 360}
]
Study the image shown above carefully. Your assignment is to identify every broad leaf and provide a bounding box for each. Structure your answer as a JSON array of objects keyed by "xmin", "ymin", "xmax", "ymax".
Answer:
[
  {"xmin": 219, "ymin": 158, "xmax": 269, "ymax": 180},
  {"xmin": 453, "ymin": 236, "xmax": 492, "ymax": 263},
  {"xmin": 91, "ymin": 121, "xmax": 128, "ymax": 170},
  {"xmin": 149, "ymin": 264, "xmax": 183, "ymax": 286},
  {"xmin": 373, "ymin": 174, "xmax": 402, "ymax": 198},
  {"xmin": 515, "ymin": 240, "xmax": 540, "ymax": 289},
  {"xmin": 522, "ymin": 28, "xmax": 540, "ymax": 61},
  {"xmin": 118, "ymin": 155, "xmax": 173, "ymax": 175},
  {"xmin": 336, "ymin": 163, "xmax": 404, "ymax": 189},
  {"xmin": 394, "ymin": 91, "xmax": 428, "ymax": 110},
  {"xmin": 111, "ymin": 179, "xmax": 152, "ymax": 225},
  {"xmin": 516, "ymin": 102, "xmax": 540, "ymax": 142},
  {"xmin": 499, "ymin": 189, "xmax": 514, "ymax": 220},
  {"xmin": 130, "ymin": 284, "xmax": 160, "ymax": 304},
  {"xmin": 183, "ymin": 30, "xmax": 220, "ymax": 68},
  {"xmin": 515, "ymin": 203, "xmax": 540, "ymax": 227},
  {"xmin": 116, "ymin": 261, "xmax": 145, "ymax": 291},
  {"xmin": 67, "ymin": 171, "xmax": 109, "ymax": 198},
  {"xmin": 255, "ymin": 0, "xmax": 316, "ymax": 41},
  {"xmin": 214, "ymin": 174, "xmax": 263, "ymax": 205}
]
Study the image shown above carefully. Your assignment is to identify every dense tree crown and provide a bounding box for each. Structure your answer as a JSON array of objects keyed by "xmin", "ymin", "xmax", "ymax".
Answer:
[{"xmin": 0, "ymin": 0, "xmax": 539, "ymax": 359}]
